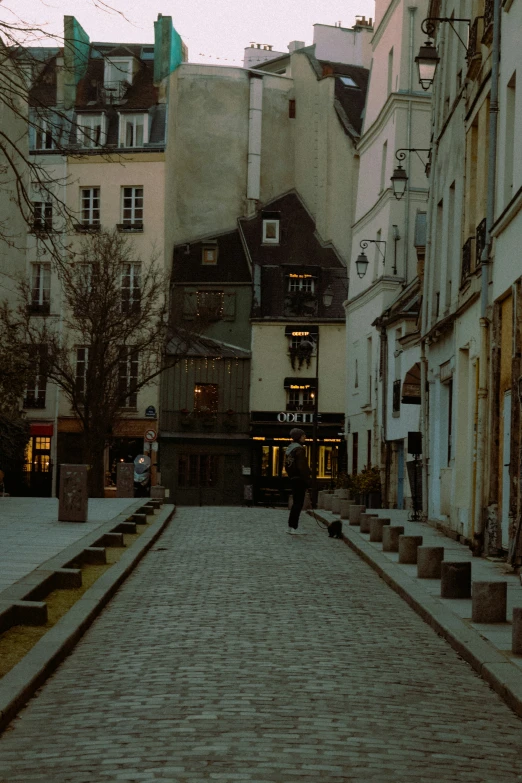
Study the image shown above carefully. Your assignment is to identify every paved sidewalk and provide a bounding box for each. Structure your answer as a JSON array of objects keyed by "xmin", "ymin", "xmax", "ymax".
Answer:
[
  {"xmin": 0, "ymin": 507, "xmax": 521, "ymax": 782},
  {"xmin": 0, "ymin": 498, "xmax": 138, "ymax": 592}
]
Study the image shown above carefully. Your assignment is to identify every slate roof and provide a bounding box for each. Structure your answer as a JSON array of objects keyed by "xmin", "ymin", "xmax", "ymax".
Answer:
[
  {"xmin": 167, "ymin": 332, "xmax": 251, "ymax": 358},
  {"xmin": 172, "ymin": 230, "xmax": 251, "ymax": 284},
  {"xmin": 239, "ymin": 192, "xmax": 347, "ymax": 320}
]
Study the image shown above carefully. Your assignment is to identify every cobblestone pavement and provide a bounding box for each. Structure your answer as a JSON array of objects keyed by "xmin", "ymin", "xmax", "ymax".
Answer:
[
  {"xmin": 1, "ymin": 507, "xmax": 522, "ymax": 783},
  {"xmin": 0, "ymin": 498, "xmax": 137, "ymax": 591}
]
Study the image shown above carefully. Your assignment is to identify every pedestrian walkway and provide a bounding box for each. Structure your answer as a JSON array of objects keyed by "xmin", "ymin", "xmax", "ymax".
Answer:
[
  {"xmin": 0, "ymin": 498, "xmax": 138, "ymax": 592},
  {"xmin": 315, "ymin": 507, "xmax": 522, "ymax": 662},
  {"xmin": 1, "ymin": 507, "xmax": 521, "ymax": 782}
]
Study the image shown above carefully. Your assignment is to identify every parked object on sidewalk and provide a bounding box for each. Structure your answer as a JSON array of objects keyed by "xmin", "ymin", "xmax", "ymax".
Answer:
[
  {"xmin": 339, "ymin": 500, "xmax": 352, "ymax": 519},
  {"xmin": 382, "ymin": 525, "xmax": 404, "ymax": 552},
  {"xmin": 359, "ymin": 513, "xmax": 378, "ymax": 534},
  {"xmin": 417, "ymin": 546, "xmax": 444, "ymax": 578},
  {"xmin": 331, "ymin": 496, "xmax": 342, "ymax": 514},
  {"xmin": 348, "ymin": 504, "xmax": 366, "ymax": 526},
  {"xmin": 398, "ymin": 535, "xmax": 423, "ymax": 564},
  {"xmin": 472, "ymin": 581, "xmax": 507, "ymax": 623},
  {"xmin": 116, "ymin": 463, "xmax": 134, "ymax": 498},
  {"xmin": 441, "ymin": 561, "xmax": 471, "ymax": 598},
  {"xmin": 512, "ymin": 608, "xmax": 522, "ymax": 655},
  {"xmin": 58, "ymin": 465, "xmax": 88, "ymax": 523}
]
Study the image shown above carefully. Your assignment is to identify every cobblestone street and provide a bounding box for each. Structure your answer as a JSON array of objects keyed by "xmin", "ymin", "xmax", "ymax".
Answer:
[{"xmin": 1, "ymin": 507, "xmax": 522, "ymax": 782}]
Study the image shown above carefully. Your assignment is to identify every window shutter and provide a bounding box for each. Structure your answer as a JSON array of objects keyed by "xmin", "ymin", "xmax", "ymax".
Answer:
[{"xmin": 223, "ymin": 292, "xmax": 236, "ymax": 321}]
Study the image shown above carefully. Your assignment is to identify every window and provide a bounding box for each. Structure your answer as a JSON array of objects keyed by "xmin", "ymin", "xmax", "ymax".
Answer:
[
  {"xmin": 178, "ymin": 454, "xmax": 218, "ymax": 487},
  {"xmin": 121, "ymin": 263, "xmax": 141, "ymax": 313},
  {"xmin": 33, "ymin": 201, "xmax": 53, "ymax": 232},
  {"xmin": 24, "ymin": 346, "xmax": 47, "ymax": 408},
  {"xmin": 202, "ymin": 244, "xmax": 218, "ymax": 265},
  {"xmin": 194, "ymin": 383, "xmax": 218, "ymax": 413},
  {"xmin": 196, "ymin": 290, "xmax": 224, "ymax": 320},
  {"xmin": 287, "ymin": 388, "xmax": 314, "ymax": 410},
  {"xmin": 355, "ymin": 358, "xmax": 359, "ymax": 388},
  {"xmin": 75, "ymin": 347, "xmax": 89, "ymax": 398},
  {"xmin": 262, "ymin": 219, "xmax": 280, "ymax": 244},
  {"xmin": 505, "ymin": 72, "xmax": 516, "ymax": 206},
  {"xmin": 80, "ymin": 188, "xmax": 100, "ymax": 226},
  {"xmin": 387, "ymin": 48, "xmax": 394, "ymax": 95},
  {"xmin": 24, "ymin": 436, "xmax": 51, "ymax": 475},
  {"xmin": 318, "ymin": 445, "xmax": 337, "ymax": 479},
  {"xmin": 77, "ymin": 114, "xmax": 105, "ymax": 148},
  {"xmin": 104, "ymin": 58, "xmax": 133, "ymax": 99},
  {"xmin": 340, "ymin": 76, "xmax": 357, "ymax": 87},
  {"xmin": 352, "ymin": 432, "xmax": 359, "ymax": 474},
  {"xmin": 367, "ymin": 429, "xmax": 372, "ymax": 467},
  {"xmin": 380, "ymin": 140, "xmax": 388, "ymax": 193},
  {"xmin": 289, "ymin": 99, "xmax": 296, "ymax": 118},
  {"xmin": 119, "ymin": 113, "xmax": 148, "ymax": 148},
  {"xmin": 33, "ymin": 114, "xmax": 55, "ymax": 150},
  {"xmin": 288, "ymin": 274, "xmax": 315, "ymax": 293},
  {"xmin": 121, "ymin": 187, "xmax": 143, "ymax": 226},
  {"xmin": 31, "ymin": 263, "xmax": 51, "ymax": 312},
  {"xmin": 447, "ymin": 378, "xmax": 453, "ymax": 464},
  {"xmin": 118, "ymin": 347, "xmax": 139, "ymax": 408}
]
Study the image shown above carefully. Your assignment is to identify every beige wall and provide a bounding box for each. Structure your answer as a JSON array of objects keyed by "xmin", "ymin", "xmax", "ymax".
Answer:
[{"xmin": 250, "ymin": 322, "xmax": 345, "ymax": 412}]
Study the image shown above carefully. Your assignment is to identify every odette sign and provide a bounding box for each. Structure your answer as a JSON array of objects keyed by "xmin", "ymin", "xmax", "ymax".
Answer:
[{"xmin": 277, "ymin": 412, "xmax": 314, "ymax": 423}]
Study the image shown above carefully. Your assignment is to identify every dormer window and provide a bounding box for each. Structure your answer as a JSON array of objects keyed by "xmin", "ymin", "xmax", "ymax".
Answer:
[
  {"xmin": 104, "ymin": 57, "xmax": 133, "ymax": 99},
  {"xmin": 77, "ymin": 114, "xmax": 106, "ymax": 148},
  {"xmin": 119, "ymin": 113, "xmax": 148, "ymax": 148},
  {"xmin": 288, "ymin": 273, "xmax": 315, "ymax": 293},
  {"xmin": 202, "ymin": 242, "xmax": 218, "ymax": 265},
  {"xmin": 262, "ymin": 219, "xmax": 280, "ymax": 244}
]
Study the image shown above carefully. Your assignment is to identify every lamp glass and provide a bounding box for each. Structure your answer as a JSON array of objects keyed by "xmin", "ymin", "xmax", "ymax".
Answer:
[
  {"xmin": 415, "ymin": 41, "xmax": 440, "ymax": 90},
  {"xmin": 391, "ymin": 166, "xmax": 408, "ymax": 200},
  {"xmin": 355, "ymin": 252, "xmax": 369, "ymax": 279},
  {"xmin": 322, "ymin": 287, "xmax": 334, "ymax": 308}
]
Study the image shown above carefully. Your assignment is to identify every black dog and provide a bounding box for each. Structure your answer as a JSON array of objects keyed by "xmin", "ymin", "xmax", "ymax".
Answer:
[{"xmin": 328, "ymin": 520, "xmax": 343, "ymax": 539}]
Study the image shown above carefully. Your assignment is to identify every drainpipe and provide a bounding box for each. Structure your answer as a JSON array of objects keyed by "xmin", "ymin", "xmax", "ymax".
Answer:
[
  {"xmin": 247, "ymin": 74, "xmax": 263, "ymax": 217},
  {"xmin": 474, "ymin": 0, "xmax": 500, "ymax": 553},
  {"xmin": 403, "ymin": 6, "xmax": 417, "ymax": 285}
]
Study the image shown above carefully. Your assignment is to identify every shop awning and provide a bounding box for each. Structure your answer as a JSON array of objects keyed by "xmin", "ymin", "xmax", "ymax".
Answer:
[
  {"xmin": 283, "ymin": 377, "xmax": 317, "ymax": 389},
  {"xmin": 401, "ymin": 362, "xmax": 421, "ymax": 404},
  {"xmin": 30, "ymin": 423, "xmax": 54, "ymax": 436}
]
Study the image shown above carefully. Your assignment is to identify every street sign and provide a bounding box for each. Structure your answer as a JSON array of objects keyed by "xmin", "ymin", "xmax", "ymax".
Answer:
[
  {"xmin": 144, "ymin": 428, "xmax": 157, "ymax": 443},
  {"xmin": 145, "ymin": 405, "xmax": 156, "ymax": 418}
]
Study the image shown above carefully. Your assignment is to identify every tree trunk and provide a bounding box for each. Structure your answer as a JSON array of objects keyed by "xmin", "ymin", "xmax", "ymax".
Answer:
[{"xmin": 83, "ymin": 435, "xmax": 106, "ymax": 498}]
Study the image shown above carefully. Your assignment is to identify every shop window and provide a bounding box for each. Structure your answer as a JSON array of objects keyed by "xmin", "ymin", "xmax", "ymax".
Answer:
[
  {"xmin": 24, "ymin": 436, "xmax": 51, "ymax": 475},
  {"xmin": 194, "ymin": 383, "xmax": 218, "ymax": 413},
  {"xmin": 261, "ymin": 445, "xmax": 270, "ymax": 476},
  {"xmin": 178, "ymin": 454, "xmax": 218, "ymax": 487},
  {"xmin": 318, "ymin": 445, "xmax": 337, "ymax": 479}
]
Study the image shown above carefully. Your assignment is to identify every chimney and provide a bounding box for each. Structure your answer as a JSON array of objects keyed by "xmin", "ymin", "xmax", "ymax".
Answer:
[{"xmin": 288, "ymin": 40, "xmax": 305, "ymax": 53}]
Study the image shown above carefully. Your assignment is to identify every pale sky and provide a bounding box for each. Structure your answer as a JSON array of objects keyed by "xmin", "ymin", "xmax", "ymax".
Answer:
[{"xmin": 4, "ymin": 0, "xmax": 376, "ymax": 66}]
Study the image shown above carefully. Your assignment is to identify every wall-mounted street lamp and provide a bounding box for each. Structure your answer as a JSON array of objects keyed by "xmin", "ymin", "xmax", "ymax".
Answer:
[
  {"xmin": 322, "ymin": 286, "xmax": 334, "ymax": 308},
  {"xmin": 355, "ymin": 239, "xmax": 387, "ymax": 279},
  {"xmin": 415, "ymin": 17, "xmax": 470, "ymax": 90},
  {"xmin": 390, "ymin": 148, "xmax": 431, "ymax": 200}
]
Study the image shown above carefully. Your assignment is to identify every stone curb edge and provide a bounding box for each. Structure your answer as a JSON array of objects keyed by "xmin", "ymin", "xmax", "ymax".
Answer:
[
  {"xmin": 310, "ymin": 509, "xmax": 522, "ymax": 719},
  {"xmin": 0, "ymin": 504, "xmax": 176, "ymax": 734}
]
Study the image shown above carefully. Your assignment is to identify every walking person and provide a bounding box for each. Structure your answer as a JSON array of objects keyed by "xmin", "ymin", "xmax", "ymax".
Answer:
[{"xmin": 284, "ymin": 428, "xmax": 311, "ymax": 535}]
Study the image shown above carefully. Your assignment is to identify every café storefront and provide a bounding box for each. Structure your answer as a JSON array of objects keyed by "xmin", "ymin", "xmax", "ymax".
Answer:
[{"xmin": 250, "ymin": 409, "xmax": 346, "ymax": 505}]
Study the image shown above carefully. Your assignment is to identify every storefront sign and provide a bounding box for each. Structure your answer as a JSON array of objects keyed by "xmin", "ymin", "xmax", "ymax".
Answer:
[{"xmin": 277, "ymin": 411, "xmax": 314, "ymax": 423}]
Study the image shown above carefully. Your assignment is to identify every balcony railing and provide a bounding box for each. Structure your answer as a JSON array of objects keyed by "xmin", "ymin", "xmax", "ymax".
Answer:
[
  {"xmin": 74, "ymin": 222, "xmax": 101, "ymax": 233},
  {"xmin": 476, "ymin": 218, "xmax": 487, "ymax": 267},
  {"xmin": 27, "ymin": 302, "xmax": 50, "ymax": 315},
  {"xmin": 162, "ymin": 410, "xmax": 250, "ymax": 434},
  {"xmin": 23, "ymin": 396, "xmax": 46, "ymax": 409},
  {"xmin": 461, "ymin": 236, "xmax": 474, "ymax": 286}
]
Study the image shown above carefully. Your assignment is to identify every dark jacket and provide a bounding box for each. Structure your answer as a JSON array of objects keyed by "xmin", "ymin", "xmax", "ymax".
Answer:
[{"xmin": 285, "ymin": 442, "xmax": 311, "ymax": 481}]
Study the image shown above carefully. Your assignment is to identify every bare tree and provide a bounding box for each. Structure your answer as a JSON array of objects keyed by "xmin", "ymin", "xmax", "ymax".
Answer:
[
  {"xmin": 0, "ymin": 315, "xmax": 31, "ymax": 484},
  {"xmin": 1, "ymin": 229, "xmax": 204, "ymax": 496}
]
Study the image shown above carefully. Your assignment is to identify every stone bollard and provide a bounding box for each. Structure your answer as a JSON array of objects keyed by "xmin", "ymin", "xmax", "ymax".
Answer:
[
  {"xmin": 348, "ymin": 505, "xmax": 366, "ymax": 526},
  {"xmin": 369, "ymin": 517, "xmax": 391, "ymax": 543},
  {"xmin": 360, "ymin": 513, "xmax": 378, "ymax": 534},
  {"xmin": 323, "ymin": 494, "xmax": 334, "ymax": 511},
  {"xmin": 398, "ymin": 535, "xmax": 423, "ymax": 564},
  {"xmin": 317, "ymin": 491, "xmax": 326, "ymax": 509},
  {"xmin": 339, "ymin": 500, "xmax": 352, "ymax": 519},
  {"xmin": 512, "ymin": 608, "xmax": 522, "ymax": 655},
  {"xmin": 440, "ymin": 561, "xmax": 471, "ymax": 599},
  {"xmin": 417, "ymin": 547, "xmax": 444, "ymax": 578},
  {"xmin": 331, "ymin": 496, "xmax": 341, "ymax": 514},
  {"xmin": 472, "ymin": 582, "xmax": 507, "ymax": 623},
  {"xmin": 382, "ymin": 525, "xmax": 404, "ymax": 552},
  {"xmin": 336, "ymin": 489, "xmax": 350, "ymax": 500},
  {"xmin": 116, "ymin": 463, "xmax": 134, "ymax": 498}
]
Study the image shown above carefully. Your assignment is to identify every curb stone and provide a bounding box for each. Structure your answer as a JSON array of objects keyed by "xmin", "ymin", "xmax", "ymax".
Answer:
[
  {"xmin": 311, "ymin": 509, "xmax": 522, "ymax": 719},
  {"xmin": 0, "ymin": 504, "xmax": 176, "ymax": 733}
]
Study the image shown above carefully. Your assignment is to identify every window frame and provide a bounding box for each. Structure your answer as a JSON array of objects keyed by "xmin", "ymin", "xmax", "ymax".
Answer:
[
  {"xmin": 262, "ymin": 219, "xmax": 280, "ymax": 244},
  {"xmin": 33, "ymin": 113, "xmax": 55, "ymax": 151},
  {"xmin": 118, "ymin": 113, "xmax": 148, "ymax": 148},
  {"xmin": 118, "ymin": 347, "xmax": 139, "ymax": 409},
  {"xmin": 80, "ymin": 187, "xmax": 101, "ymax": 226},
  {"xmin": 31, "ymin": 262, "xmax": 51, "ymax": 308},
  {"xmin": 76, "ymin": 114, "xmax": 106, "ymax": 148},
  {"xmin": 24, "ymin": 345, "xmax": 47, "ymax": 409},
  {"xmin": 121, "ymin": 263, "xmax": 141, "ymax": 313},
  {"xmin": 75, "ymin": 347, "xmax": 89, "ymax": 399},
  {"xmin": 33, "ymin": 201, "xmax": 53, "ymax": 232},
  {"xmin": 121, "ymin": 186, "xmax": 144, "ymax": 226},
  {"xmin": 287, "ymin": 274, "xmax": 315, "ymax": 293}
]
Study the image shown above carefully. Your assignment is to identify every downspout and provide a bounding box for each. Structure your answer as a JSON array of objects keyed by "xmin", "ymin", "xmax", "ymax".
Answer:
[
  {"xmin": 404, "ymin": 6, "xmax": 417, "ymax": 284},
  {"xmin": 474, "ymin": 0, "xmax": 500, "ymax": 553},
  {"xmin": 246, "ymin": 74, "xmax": 263, "ymax": 217},
  {"xmin": 381, "ymin": 326, "xmax": 389, "ymax": 504}
]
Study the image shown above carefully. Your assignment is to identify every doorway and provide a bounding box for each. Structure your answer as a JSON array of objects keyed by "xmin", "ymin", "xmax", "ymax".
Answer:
[{"xmin": 501, "ymin": 390, "xmax": 512, "ymax": 549}]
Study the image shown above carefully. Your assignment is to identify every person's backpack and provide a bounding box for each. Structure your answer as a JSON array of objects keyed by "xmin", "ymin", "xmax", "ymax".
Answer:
[{"xmin": 284, "ymin": 443, "xmax": 302, "ymax": 478}]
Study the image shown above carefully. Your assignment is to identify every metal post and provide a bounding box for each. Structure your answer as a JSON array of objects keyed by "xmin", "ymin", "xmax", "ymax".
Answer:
[{"xmin": 311, "ymin": 330, "xmax": 320, "ymax": 506}]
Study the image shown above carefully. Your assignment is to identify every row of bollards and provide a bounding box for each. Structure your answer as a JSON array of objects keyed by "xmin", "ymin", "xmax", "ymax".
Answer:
[{"xmin": 342, "ymin": 504, "xmax": 522, "ymax": 656}]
